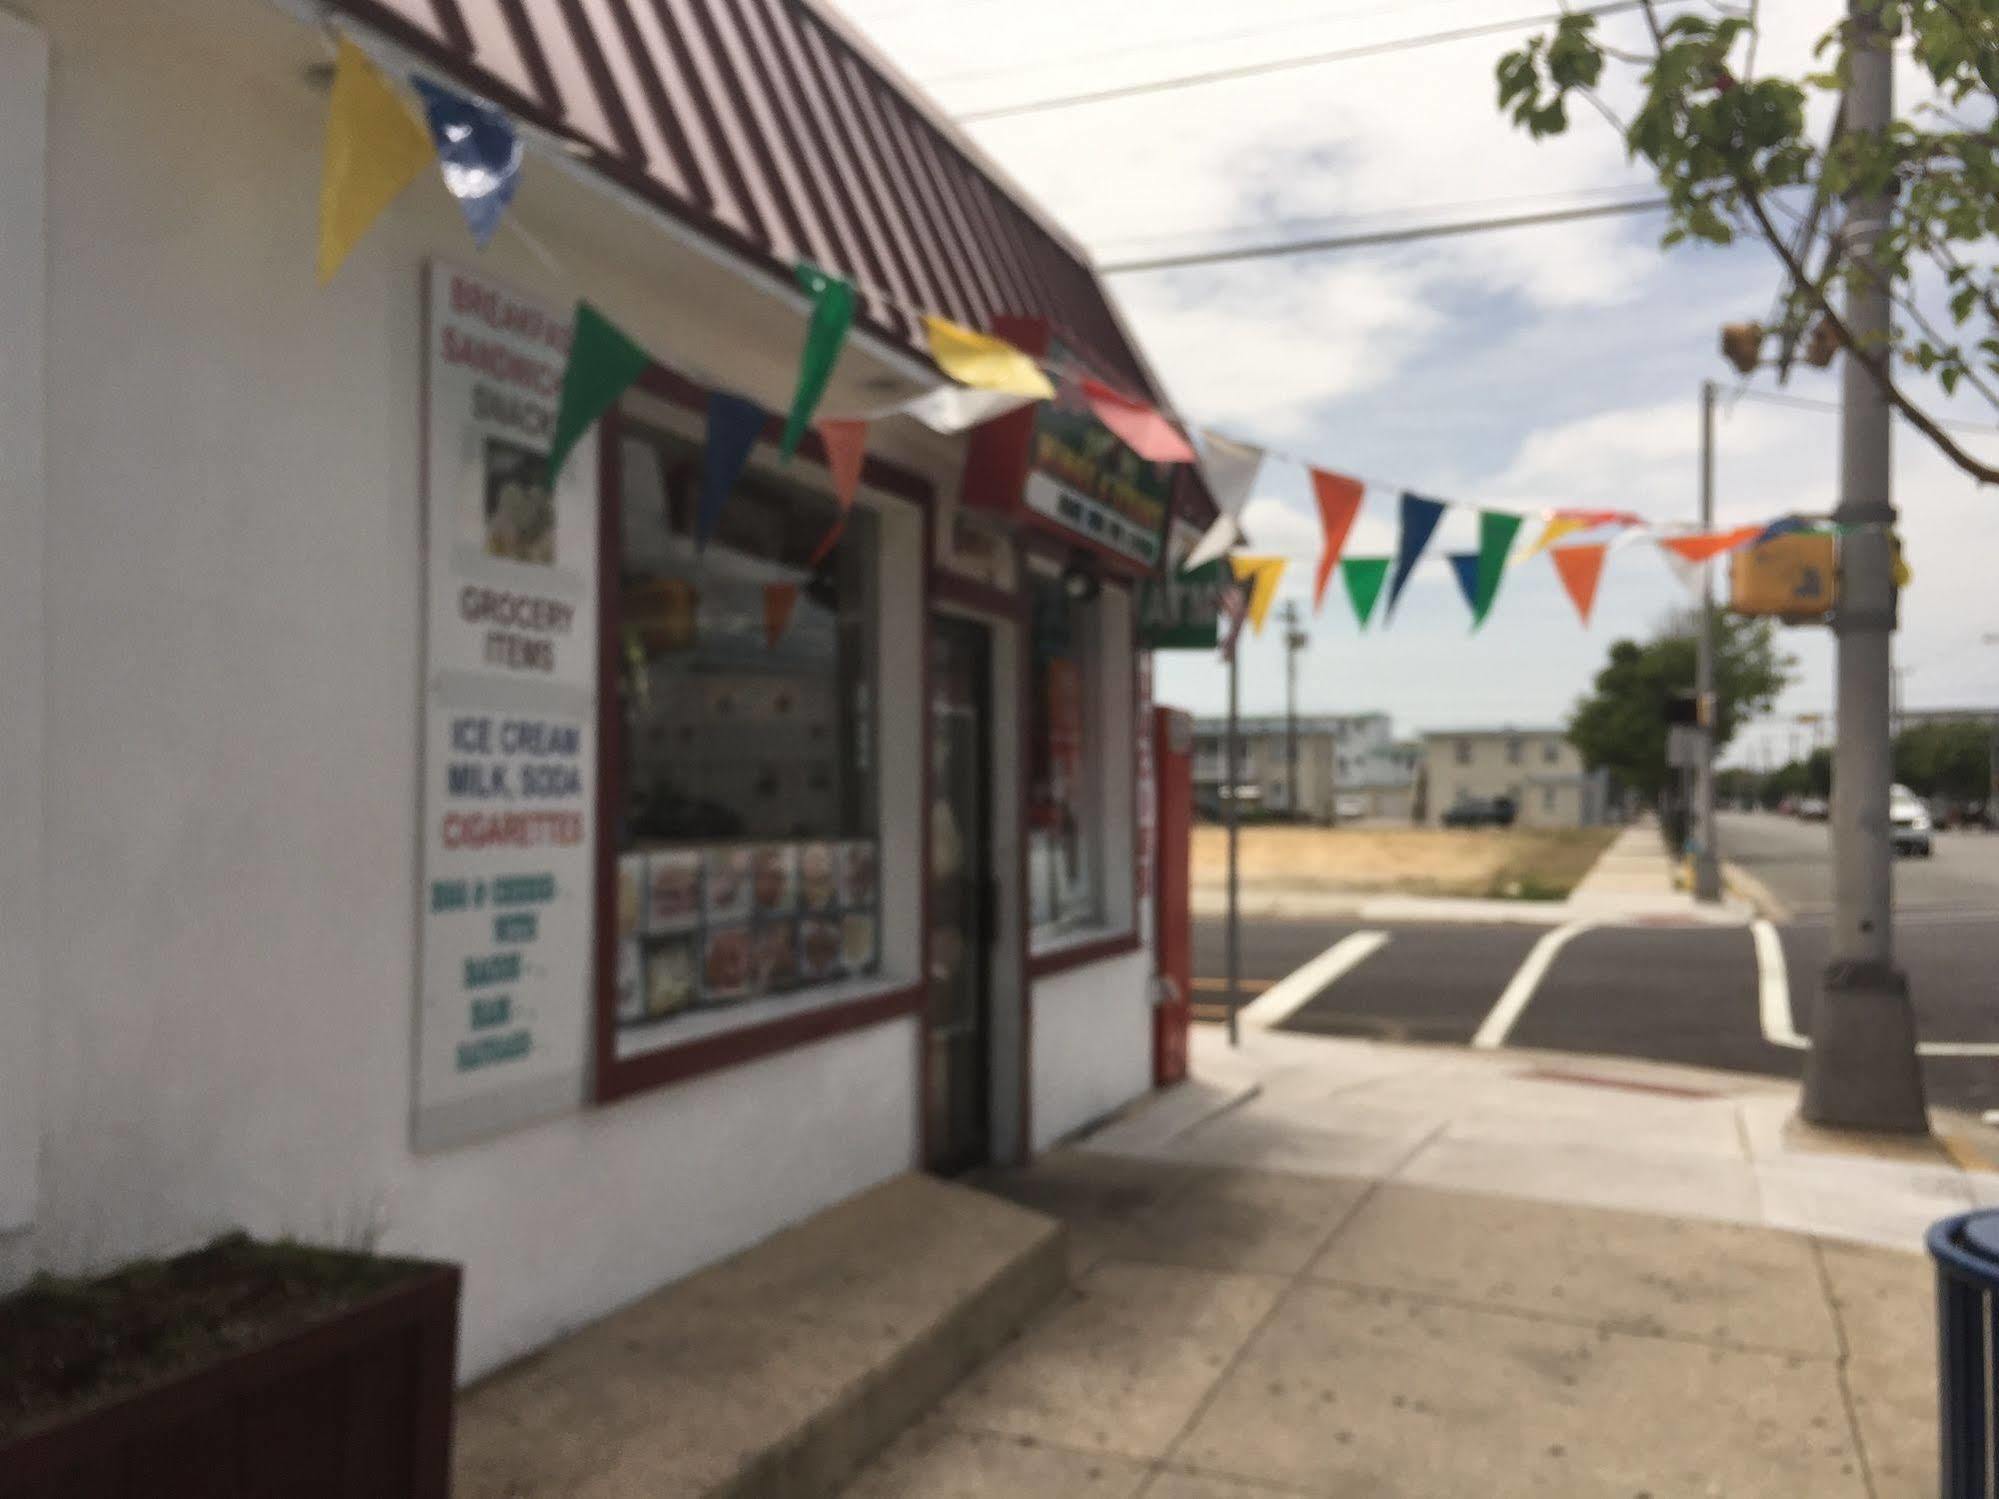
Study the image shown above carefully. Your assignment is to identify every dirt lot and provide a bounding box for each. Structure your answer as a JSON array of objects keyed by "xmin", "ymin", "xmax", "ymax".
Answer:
[{"xmin": 1191, "ymin": 824, "xmax": 1619, "ymax": 901}]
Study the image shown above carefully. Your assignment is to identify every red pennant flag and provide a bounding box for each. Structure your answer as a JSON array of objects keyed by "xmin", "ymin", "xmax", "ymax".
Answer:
[
  {"xmin": 808, "ymin": 419, "xmax": 868, "ymax": 566},
  {"xmin": 1660, "ymin": 525, "xmax": 1760, "ymax": 564},
  {"xmin": 1550, "ymin": 544, "xmax": 1607, "ymax": 625},
  {"xmin": 764, "ymin": 583, "xmax": 800, "ymax": 649},
  {"xmin": 1309, "ymin": 468, "xmax": 1364, "ymax": 611},
  {"xmin": 1077, "ymin": 377, "xmax": 1197, "ymax": 464}
]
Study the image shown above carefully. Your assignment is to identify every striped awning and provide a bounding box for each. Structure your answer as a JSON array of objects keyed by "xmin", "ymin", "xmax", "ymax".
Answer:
[{"xmin": 325, "ymin": 0, "xmax": 1159, "ymax": 397}]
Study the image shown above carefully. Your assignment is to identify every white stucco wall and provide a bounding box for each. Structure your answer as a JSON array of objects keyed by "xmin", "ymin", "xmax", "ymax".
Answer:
[
  {"xmin": 0, "ymin": 10, "xmax": 49, "ymax": 1243},
  {"xmin": 13, "ymin": 0, "xmax": 945, "ymax": 1379},
  {"xmin": 1030, "ymin": 950, "xmax": 1153, "ymax": 1152}
]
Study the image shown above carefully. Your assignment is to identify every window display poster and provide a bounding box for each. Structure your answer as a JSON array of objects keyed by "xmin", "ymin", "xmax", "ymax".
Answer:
[{"xmin": 414, "ymin": 262, "xmax": 600, "ymax": 1151}]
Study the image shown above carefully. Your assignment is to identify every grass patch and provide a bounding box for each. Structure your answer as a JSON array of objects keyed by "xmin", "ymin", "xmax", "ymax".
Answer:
[{"xmin": 1192, "ymin": 825, "xmax": 1618, "ymax": 900}]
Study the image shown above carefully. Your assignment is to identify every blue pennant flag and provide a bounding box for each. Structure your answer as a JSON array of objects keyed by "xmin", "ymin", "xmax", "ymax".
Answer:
[
  {"xmin": 411, "ymin": 75, "xmax": 522, "ymax": 248},
  {"xmin": 1448, "ymin": 553, "xmax": 1481, "ymax": 618},
  {"xmin": 1388, "ymin": 492, "xmax": 1446, "ymax": 618},
  {"xmin": 698, "ymin": 392, "xmax": 768, "ymax": 548},
  {"xmin": 1754, "ymin": 515, "xmax": 1812, "ymax": 545}
]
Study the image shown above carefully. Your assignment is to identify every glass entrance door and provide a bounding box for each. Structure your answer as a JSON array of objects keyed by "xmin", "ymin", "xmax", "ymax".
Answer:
[{"xmin": 927, "ymin": 616, "xmax": 993, "ymax": 1173}]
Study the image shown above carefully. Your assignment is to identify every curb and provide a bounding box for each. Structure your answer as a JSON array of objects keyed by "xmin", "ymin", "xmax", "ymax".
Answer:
[{"xmin": 1722, "ymin": 861, "xmax": 1794, "ymax": 924}]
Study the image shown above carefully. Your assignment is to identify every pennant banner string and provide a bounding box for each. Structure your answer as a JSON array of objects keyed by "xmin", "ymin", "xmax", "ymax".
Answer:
[{"xmin": 322, "ymin": 21, "xmax": 1881, "ymax": 584}]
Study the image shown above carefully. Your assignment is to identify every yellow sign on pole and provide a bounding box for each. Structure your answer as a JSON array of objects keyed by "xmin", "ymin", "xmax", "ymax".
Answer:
[{"xmin": 1730, "ymin": 533, "xmax": 1838, "ymax": 621}]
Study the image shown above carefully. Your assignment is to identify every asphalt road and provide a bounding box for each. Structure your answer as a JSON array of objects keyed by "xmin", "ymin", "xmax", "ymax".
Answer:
[{"xmin": 1193, "ymin": 815, "xmax": 1999, "ymax": 1114}]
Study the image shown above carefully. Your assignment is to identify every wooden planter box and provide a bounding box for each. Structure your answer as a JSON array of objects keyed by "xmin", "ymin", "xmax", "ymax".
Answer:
[{"xmin": 2, "ymin": 1260, "xmax": 460, "ymax": 1499}]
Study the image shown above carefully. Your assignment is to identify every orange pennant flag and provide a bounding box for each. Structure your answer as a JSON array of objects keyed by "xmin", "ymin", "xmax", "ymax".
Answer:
[
  {"xmin": 764, "ymin": 583, "xmax": 800, "ymax": 648},
  {"xmin": 1550, "ymin": 544, "xmax": 1607, "ymax": 625},
  {"xmin": 1660, "ymin": 525, "xmax": 1761, "ymax": 564},
  {"xmin": 808, "ymin": 418, "xmax": 868, "ymax": 566},
  {"xmin": 1309, "ymin": 468, "xmax": 1364, "ymax": 611}
]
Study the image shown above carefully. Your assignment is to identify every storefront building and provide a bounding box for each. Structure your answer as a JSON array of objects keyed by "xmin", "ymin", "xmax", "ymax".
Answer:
[{"xmin": 0, "ymin": 0, "xmax": 1211, "ymax": 1379}]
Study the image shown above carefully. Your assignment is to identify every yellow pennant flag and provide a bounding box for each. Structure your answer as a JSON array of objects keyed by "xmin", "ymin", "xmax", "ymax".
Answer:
[
  {"xmin": 1230, "ymin": 554, "xmax": 1288, "ymax": 636},
  {"xmin": 921, "ymin": 316, "xmax": 1056, "ymax": 400},
  {"xmin": 1519, "ymin": 514, "xmax": 1588, "ymax": 562},
  {"xmin": 318, "ymin": 38, "xmax": 436, "ymax": 284}
]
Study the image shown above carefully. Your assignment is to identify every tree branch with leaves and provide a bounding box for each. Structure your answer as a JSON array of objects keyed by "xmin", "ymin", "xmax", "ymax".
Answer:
[{"xmin": 1497, "ymin": 0, "xmax": 1999, "ymax": 485}]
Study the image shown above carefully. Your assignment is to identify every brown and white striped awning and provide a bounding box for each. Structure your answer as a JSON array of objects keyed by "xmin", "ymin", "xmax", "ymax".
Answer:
[{"xmin": 325, "ymin": 0, "xmax": 1159, "ymax": 396}]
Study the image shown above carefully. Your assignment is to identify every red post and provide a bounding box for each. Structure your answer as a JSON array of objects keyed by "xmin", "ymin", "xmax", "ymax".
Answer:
[{"xmin": 1153, "ymin": 707, "xmax": 1193, "ymax": 1086}]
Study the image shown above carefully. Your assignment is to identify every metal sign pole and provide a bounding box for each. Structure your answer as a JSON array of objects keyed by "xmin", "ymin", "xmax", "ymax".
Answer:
[{"xmin": 1226, "ymin": 633, "xmax": 1241, "ymax": 1047}]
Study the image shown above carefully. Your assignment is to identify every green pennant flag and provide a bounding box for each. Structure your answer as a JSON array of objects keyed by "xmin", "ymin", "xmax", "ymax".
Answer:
[
  {"xmin": 782, "ymin": 262, "xmax": 856, "ymax": 457},
  {"xmin": 1472, "ymin": 509, "xmax": 1524, "ymax": 627},
  {"xmin": 548, "ymin": 302, "xmax": 650, "ymax": 484},
  {"xmin": 1341, "ymin": 556, "xmax": 1391, "ymax": 629}
]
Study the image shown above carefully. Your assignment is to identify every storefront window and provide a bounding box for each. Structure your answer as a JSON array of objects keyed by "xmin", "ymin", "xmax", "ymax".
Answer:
[
  {"xmin": 1027, "ymin": 573, "xmax": 1102, "ymax": 937},
  {"xmin": 609, "ymin": 421, "xmax": 879, "ymax": 1035}
]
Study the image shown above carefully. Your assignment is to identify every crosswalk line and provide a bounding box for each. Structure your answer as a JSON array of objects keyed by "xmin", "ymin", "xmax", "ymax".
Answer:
[
  {"xmin": 1471, "ymin": 921, "xmax": 1598, "ymax": 1050},
  {"xmin": 1238, "ymin": 931, "xmax": 1391, "ymax": 1030}
]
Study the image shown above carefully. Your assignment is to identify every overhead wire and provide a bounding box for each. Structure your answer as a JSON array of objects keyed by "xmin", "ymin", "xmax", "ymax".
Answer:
[
  {"xmin": 1096, "ymin": 197, "xmax": 1671, "ymax": 273},
  {"xmin": 955, "ymin": 0, "xmax": 1655, "ymax": 122}
]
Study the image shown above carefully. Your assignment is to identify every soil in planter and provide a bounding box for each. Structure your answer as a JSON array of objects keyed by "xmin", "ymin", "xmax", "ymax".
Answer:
[{"xmin": 0, "ymin": 1232, "xmax": 431, "ymax": 1438}]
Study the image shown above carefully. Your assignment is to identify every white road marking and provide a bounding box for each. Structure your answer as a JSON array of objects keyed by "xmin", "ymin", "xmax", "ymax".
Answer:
[
  {"xmin": 1753, "ymin": 919, "xmax": 1805, "ymax": 1049},
  {"xmin": 1472, "ymin": 921, "xmax": 1597, "ymax": 1050},
  {"xmin": 1753, "ymin": 916, "xmax": 1999, "ymax": 1056},
  {"xmin": 1239, "ymin": 930, "xmax": 1391, "ymax": 1030}
]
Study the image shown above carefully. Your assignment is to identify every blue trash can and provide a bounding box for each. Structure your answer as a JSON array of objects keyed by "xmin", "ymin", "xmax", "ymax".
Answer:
[{"xmin": 1930, "ymin": 1210, "xmax": 1999, "ymax": 1495}]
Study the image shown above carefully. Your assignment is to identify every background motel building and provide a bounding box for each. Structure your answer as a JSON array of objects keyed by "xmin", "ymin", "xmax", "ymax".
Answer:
[{"xmin": 0, "ymin": 0, "xmax": 1216, "ymax": 1380}]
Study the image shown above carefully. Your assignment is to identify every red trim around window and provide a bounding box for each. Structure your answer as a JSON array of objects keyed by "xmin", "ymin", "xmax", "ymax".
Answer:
[
  {"xmin": 599, "ymin": 983, "xmax": 926, "ymax": 1104},
  {"xmin": 591, "ymin": 365, "xmax": 938, "ymax": 1106},
  {"xmin": 1026, "ymin": 930, "xmax": 1143, "ymax": 981}
]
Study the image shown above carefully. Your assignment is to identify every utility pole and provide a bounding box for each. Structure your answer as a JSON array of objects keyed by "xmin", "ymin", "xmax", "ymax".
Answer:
[
  {"xmin": 1280, "ymin": 600, "xmax": 1307, "ymax": 818},
  {"xmin": 1693, "ymin": 380, "xmax": 1722, "ymax": 902},
  {"xmin": 1801, "ymin": 0, "xmax": 1928, "ymax": 1133}
]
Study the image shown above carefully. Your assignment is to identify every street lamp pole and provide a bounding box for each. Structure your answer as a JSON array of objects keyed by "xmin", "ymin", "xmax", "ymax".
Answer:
[
  {"xmin": 1693, "ymin": 380, "xmax": 1723, "ymax": 903},
  {"xmin": 1801, "ymin": 0, "xmax": 1927, "ymax": 1132}
]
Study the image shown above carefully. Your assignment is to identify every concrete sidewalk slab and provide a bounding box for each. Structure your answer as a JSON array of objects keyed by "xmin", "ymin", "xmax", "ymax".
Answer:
[
  {"xmin": 844, "ymin": 1028, "xmax": 1948, "ymax": 1496},
  {"xmin": 1173, "ymin": 1280, "xmax": 1865, "ymax": 1498},
  {"xmin": 1310, "ymin": 1182, "xmax": 1841, "ymax": 1356}
]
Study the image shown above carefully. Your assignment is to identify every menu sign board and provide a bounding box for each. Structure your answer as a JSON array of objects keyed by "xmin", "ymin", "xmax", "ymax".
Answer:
[
  {"xmin": 414, "ymin": 261, "xmax": 599, "ymax": 1151},
  {"xmin": 1138, "ymin": 559, "xmax": 1228, "ymax": 649},
  {"xmin": 1019, "ymin": 377, "xmax": 1171, "ymax": 569},
  {"xmin": 961, "ymin": 319, "xmax": 1171, "ymax": 572}
]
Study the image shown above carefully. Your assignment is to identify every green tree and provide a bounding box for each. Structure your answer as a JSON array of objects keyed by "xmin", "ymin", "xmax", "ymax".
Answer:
[
  {"xmin": 1894, "ymin": 719, "xmax": 1993, "ymax": 797},
  {"xmin": 1567, "ymin": 611, "xmax": 1796, "ymax": 798},
  {"xmin": 1497, "ymin": 1, "xmax": 1999, "ymax": 484}
]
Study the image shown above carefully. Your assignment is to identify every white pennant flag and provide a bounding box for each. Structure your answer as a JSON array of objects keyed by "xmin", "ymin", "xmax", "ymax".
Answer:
[
  {"xmin": 1198, "ymin": 430, "xmax": 1264, "ymax": 516},
  {"xmin": 880, "ymin": 384, "xmax": 1037, "ymax": 434},
  {"xmin": 1656, "ymin": 537, "xmax": 1707, "ymax": 595},
  {"xmin": 1182, "ymin": 513, "xmax": 1243, "ymax": 572},
  {"xmin": 1182, "ymin": 430, "xmax": 1264, "ymax": 571}
]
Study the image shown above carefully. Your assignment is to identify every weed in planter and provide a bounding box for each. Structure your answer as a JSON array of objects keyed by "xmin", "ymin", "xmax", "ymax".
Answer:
[{"xmin": 0, "ymin": 1232, "xmax": 432, "ymax": 1438}]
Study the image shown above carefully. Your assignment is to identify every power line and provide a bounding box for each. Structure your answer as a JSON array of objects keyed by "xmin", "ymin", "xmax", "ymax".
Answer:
[
  {"xmin": 1731, "ymin": 386, "xmax": 1999, "ymax": 437},
  {"xmin": 927, "ymin": 0, "xmax": 1480, "ymax": 87},
  {"xmin": 1089, "ymin": 180, "xmax": 1656, "ymax": 253},
  {"xmin": 1096, "ymin": 196, "xmax": 1671, "ymax": 273},
  {"xmin": 956, "ymin": 1, "xmax": 1650, "ymax": 122}
]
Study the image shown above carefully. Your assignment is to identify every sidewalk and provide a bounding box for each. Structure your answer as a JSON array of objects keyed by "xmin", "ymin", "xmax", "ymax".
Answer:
[
  {"xmin": 844, "ymin": 1026, "xmax": 1968, "ymax": 1497},
  {"xmin": 1193, "ymin": 820, "xmax": 1755, "ymax": 927}
]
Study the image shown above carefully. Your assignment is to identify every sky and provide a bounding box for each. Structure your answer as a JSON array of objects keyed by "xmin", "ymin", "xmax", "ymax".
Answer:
[{"xmin": 831, "ymin": 0, "xmax": 1999, "ymax": 768}]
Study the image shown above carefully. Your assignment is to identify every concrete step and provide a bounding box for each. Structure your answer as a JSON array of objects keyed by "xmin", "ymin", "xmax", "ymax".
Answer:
[{"xmin": 454, "ymin": 1173, "xmax": 1067, "ymax": 1499}]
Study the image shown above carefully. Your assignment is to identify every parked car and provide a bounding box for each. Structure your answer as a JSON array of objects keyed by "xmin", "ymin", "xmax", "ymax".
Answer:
[
  {"xmin": 1442, "ymin": 795, "xmax": 1518, "ymax": 829},
  {"xmin": 1890, "ymin": 782, "xmax": 1934, "ymax": 856},
  {"xmin": 1334, "ymin": 793, "xmax": 1370, "ymax": 822},
  {"xmin": 1795, "ymin": 796, "xmax": 1830, "ymax": 821}
]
